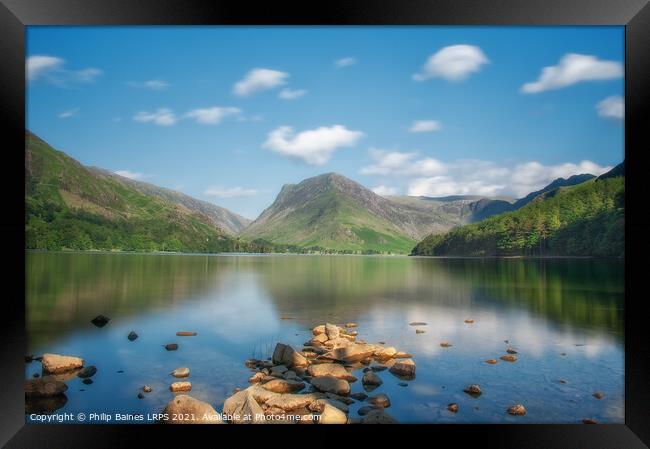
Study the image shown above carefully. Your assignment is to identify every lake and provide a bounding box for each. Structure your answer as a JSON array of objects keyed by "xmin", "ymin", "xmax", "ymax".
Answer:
[{"xmin": 25, "ymin": 252, "xmax": 624, "ymax": 424}]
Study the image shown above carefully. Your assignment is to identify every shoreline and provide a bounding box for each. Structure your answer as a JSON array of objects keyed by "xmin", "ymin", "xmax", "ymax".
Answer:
[{"xmin": 24, "ymin": 249, "xmax": 623, "ymax": 260}]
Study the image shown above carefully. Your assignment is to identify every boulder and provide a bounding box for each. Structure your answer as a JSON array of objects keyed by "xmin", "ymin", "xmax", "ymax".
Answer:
[
  {"xmin": 76, "ymin": 366, "xmax": 97, "ymax": 379},
  {"xmin": 447, "ymin": 403, "xmax": 459, "ymax": 413},
  {"xmin": 41, "ymin": 354, "xmax": 84, "ymax": 374},
  {"xmin": 409, "ymin": 322, "xmax": 427, "ymax": 326},
  {"xmin": 82, "ymin": 378, "xmax": 93, "ymax": 385},
  {"xmin": 358, "ymin": 405, "xmax": 378, "ymax": 416},
  {"xmin": 440, "ymin": 342, "xmax": 452, "ymax": 348},
  {"xmin": 593, "ymin": 391, "xmax": 605, "ymax": 400},
  {"xmin": 388, "ymin": 359, "xmax": 416, "ymax": 378},
  {"xmin": 345, "ymin": 323, "xmax": 358, "ymax": 328},
  {"xmin": 264, "ymin": 392, "xmax": 326, "ymax": 411},
  {"xmin": 464, "ymin": 384, "xmax": 482, "ymax": 396},
  {"xmin": 316, "ymin": 403, "xmax": 348, "ymax": 424},
  {"xmin": 90, "ymin": 315, "xmax": 110, "ymax": 327},
  {"xmin": 310, "ymin": 375, "xmax": 350, "ymax": 396},
  {"xmin": 350, "ymin": 392, "xmax": 368, "ymax": 401},
  {"xmin": 270, "ymin": 365, "xmax": 288, "ymax": 377},
  {"xmin": 162, "ymin": 395, "xmax": 223, "ymax": 424},
  {"xmin": 307, "ymin": 334, "xmax": 328, "ymax": 345},
  {"xmin": 322, "ymin": 344, "xmax": 378, "ymax": 363},
  {"xmin": 261, "ymin": 378, "xmax": 305, "ymax": 394},
  {"xmin": 165, "ymin": 343, "xmax": 178, "ymax": 351},
  {"xmin": 360, "ymin": 409, "xmax": 398, "ymax": 424},
  {"xmin": 582, "ymin": 418, "xmax": 598, "ymax": 424},
  {"xmin": 25, "ymin": 377, "xmax": 68, "ymax": 398},
  {"xmin": 464, "ymin": 319, "xmax": 475, "ymax": 324},
  {"xmin": 176, "ymin": 331, "xmax": 197, "ymax": 336},
  {"xmin": 249, "ymin": 372, "xmax": 265, "ymax": 383},
  {"xmin": 143, "ymin": 385, "xmax": 153, "ymax": 393},
  {"xmin": 506, "ymin": 347, "xmax": 518, "ymax": 354},
  {"xmin": 325, "ymin": 323, "xmax": 340, "ymax": 340},
  {"xmin": 500, "ymin": 354, "xmax": 517, "ymax": 362},
  {"xmin": 415, "ymin": 329, "xmax": 426, "ymax": 334},
  {"xmin": 507, "ymin": 404, "xmax": 526, "ymax": 416},
  {"xmin": 326, "ymin": 393, "xmax": 355, "ymax": 405},
  {"xmin": 170, "ymin": 381, "xmax": 191, "ymax": 392},
  {"xmin": 171, "ymin": 367, "xmax": 190, "ymax": 378},
  {"xmin": 222, "ymin": 390, "xmax": 265, "ymax": 423},
  {"xmin": 393, "ymin": 352, "xmax": 412, "ymax": 358},
  {"xmin": 309, "ymin": 398, "xmax": 349, "ymax": 414},
  {"xmin": 367, "ymin": 393, "xmax": 391, "ymax": 408},
  {"xmin": 307, "ymin": 363, "xmax": 357, "ymax": 381},
  {"xmin": 362, "ymin": 371, "xmax": 383, "ymax": 387},
  {"xmin": 272, "ymin": 343, "xmax": 309, "ymax": 368},
  {"xmin": 127, "ymin": 331, "xmax": 138, "ymax": 341},
  {"xmin": 485, "ymin": 359, "xmax": 498, "ymax": 364},
  {"xmin": 284, "ymin": 370, "xmax": 298, "ymax": 380},
  {"xmin": 374, "ymin": 346, "xmax": 397, "ymax": 360},
  {"xmin": 312, "ymin": 325, "xmax": 326, "ymax": 335}
]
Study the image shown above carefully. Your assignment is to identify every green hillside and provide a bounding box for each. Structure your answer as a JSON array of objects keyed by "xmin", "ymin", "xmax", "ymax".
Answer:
[
  {"xmin": 411, "ymin": 167, "xmax": 624, "ymax": 257},
  {"xmin": 25, "ymin": 131, "xmax": 249, "ymax": 253}
]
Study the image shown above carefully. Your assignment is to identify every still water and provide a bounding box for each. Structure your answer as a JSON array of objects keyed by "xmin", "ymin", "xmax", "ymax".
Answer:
[{"xmin": 25, "ymin": 252, "xmax": 624, "ymax": 424}]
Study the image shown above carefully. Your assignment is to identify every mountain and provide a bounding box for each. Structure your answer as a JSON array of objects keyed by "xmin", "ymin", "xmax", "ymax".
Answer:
[
  {"xmin": 240, "ymin": 173, "xmax": 516, "ymax": 254},
  {"xmin": 88, "ymin": 167, "xmax": 251, "ymax": 234},
  {"xmin": 25, "ymin": 131, "xmax": 248, "ymax": 252},
  {"xmin": 411, "ymin": 162, "xmax": 624, "ymax": 257},
  {"xmin": 510, "ymin": 173, "xmax": 596, "ymax": 210}
]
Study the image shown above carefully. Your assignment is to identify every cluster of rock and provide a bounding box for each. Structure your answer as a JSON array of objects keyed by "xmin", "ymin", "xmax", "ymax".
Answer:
[{"xmin": 163, "ymin": 323, "xmax": 416, "ymax": 424}]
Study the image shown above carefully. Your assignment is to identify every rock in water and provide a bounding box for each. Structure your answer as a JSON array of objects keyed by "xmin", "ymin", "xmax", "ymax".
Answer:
[
  {"xmin": 409, "ymin": 322, "xmax": 427, "ymax": 326},
  {"xmin": 350, "ymin": 392, "xmax": 368, "ymax": 401},
  {"xmin": 317, "ymin": 403, "xmax": 348, "ymax": 424},
  {"xmin": 82, "ymin": 378, "xmax": 93, "ymax": 385},
  {"xmin": 90, "ymin": 315, "xmax": 110, "ymax": 327},
  {"xmin": 507, "ymin": 404, "xmax": 526, "ymax": 416},
  {"xmin": 307, "ymin": 363, "xmax": 357, "ymax": 381},
  {"xmin": 41, "ymin": 354, "xmax": 84, "ymax": 374},
  {"xmin": 312, "ymin": 325, "xmax": 326, "ymax": 335},
  {"xmin": 322, "ymin": 344, "xmax": 378, "ymax": 363},
  {"xmin": 162, "ymin": 395, "xmax": 223, "ymax": 424},
  {"xmin": 388, "ymin": 359, "xmax": 416, "ymax": 378},
  {"xmin": 500, "ymin": 354, "xmax": 517, "ymax": 362},
  {"xmin": 464, "ymin": 384, "xmax": 482, "ymax": 396},
  {"xmin": 25, "ymin": 395, "xmax": 68, "ymax": 414},
  {"xmin": 464, "ymin": 319, "xmax": 475, "ymax": 324},
  {"xmin": 593, "ymin": 391, "xmax": 605, "ymax": 400},
  {"xmin": 127, "ymin": 331, "xmax": 138, "ymax": 341},
  {"xmin": 447, "ymin": 403, "xmax": 459, "ymax": 413},
  {"xmin": 165, "ymin": 343, "xmax": 178, "ymax": 351},
  {"xmin": 176, "ymin": 331, "xmax": 197, "ymax": 336},
  {"xmin": 249, "ymin": 372, "xmax": 265, "ymax": 383},
  {"xmin": 506, "ymin": 347, "xmax": 518, "ymax": 354},
  {"xmin": 357, "ymin": 405, "xmax": 378, "ymax": 416},
  {"xmin": 222, "ymin": 390, "xmax": 265, "ymax": 423},
  {"xmin": 362, "ymin": 371, "xmax": 383, "ymax": 387},
  {"xmin": 360, "ymin": 409, "xmax": 398, "ymax": 424},
  {"xmin": 310, "ymin": 375, "xmax": 350, "ymax": 396},
  {"xmin": 170, "ymin": 382, "xmax": 192, "ymax": 392},
  {"xmin": 143, "ymin": 385, "xmax": 153, "ymax": 393},
  {"xmin": 582, "ymin": 418, "xmax": 598, "ymax": 424},
  {"xmin": 440, "ymin": 342, "xmax": 452, "ymax": 347},
  {"xmin": 367, "ymin": 393, "xmax": 391, "ymax": 408},
  {"xmin": 261, "ymin": 378, "xmax": 305, "ymax": 394},
  {"xmin": 325, "ymin": 323, "xmax": 340, "ymax": 340},
  {"xmin": 485, "ymin": 359, "xmax": 498, "ymax": 364},
  {"xmin": 76, "ymin": 366, "xmax": 97, "ymax": 379},
  {"xmin": 272, "ymin": 343, "xmax": 309, "ymax": 367},
  {"xmin": 415, "ymin": 329, "xmax": 425, "ymax": 334},
  {"xmin": 25, "ymin": 377, "xmax": 68, "ymax": 398},
  {"xmin": 137, "ymin": 392, "xmax": 145, "ymax": 399},
  {"xmin": 171, "ymin": 367, "xmax": 190, "ymax": 378},
  {"xmin": 270, "ymin": 365, "xmax": 288, "ymax": 377}
]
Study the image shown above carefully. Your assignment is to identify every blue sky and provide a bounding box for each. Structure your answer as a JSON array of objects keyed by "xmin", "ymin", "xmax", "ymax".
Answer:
[{"xmin": 27, "ymin": 26, "xmax": 624, "ymax": 219}]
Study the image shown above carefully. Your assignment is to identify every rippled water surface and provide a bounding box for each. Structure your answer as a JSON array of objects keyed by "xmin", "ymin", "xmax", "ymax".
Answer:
[{"xmin": 25, "ymin": 252, "xmax": 624, "ymax": 423}]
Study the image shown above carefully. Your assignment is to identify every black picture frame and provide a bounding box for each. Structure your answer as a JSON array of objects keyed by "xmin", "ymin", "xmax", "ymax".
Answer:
[{"xmin": 2, "ymin": 0, "xmax": 649, "ymax": 447}]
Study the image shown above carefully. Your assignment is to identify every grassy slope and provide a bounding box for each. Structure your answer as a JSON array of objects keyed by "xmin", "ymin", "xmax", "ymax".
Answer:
[
  {"xmin": 411, "ymin": 176, "xmax": 624, "ymax": 257},
  {"xmin": 242, "ymin": 189, "xmax": 416, "ymax": 254},
  {"xmin": 25, "ymin": 132, "xmax": 243, "ymax": 252}
]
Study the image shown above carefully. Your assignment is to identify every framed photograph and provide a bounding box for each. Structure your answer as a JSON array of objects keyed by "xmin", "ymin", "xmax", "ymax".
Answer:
[{"xmin": 2, "ymin": 0, "xmax": 649, "ymax": 447}]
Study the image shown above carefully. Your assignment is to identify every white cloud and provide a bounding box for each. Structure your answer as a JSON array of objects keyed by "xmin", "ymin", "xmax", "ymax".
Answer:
[
  {"xmin": 263, "ymin": 125, "xmax": 364, "ymax": 166},
  {"xmin": 596, "ymin": 95, "xmax": 624, "ymax": 119},
  {"xmin": 233, "ymin": 68, "xmax": 288, "ymax": 96},
  {"xmin": 114, "ymin": 170, "xmax": 146, "ymax": 180},
  {"xmin": 27, "ymin": 55, "xmax": 64, "ymax": 80},
  {"xmin": 204, "ymin": 186, "xmax": 259, "ymax": 198},
  {"xmin": 413, "ymin": 45, "xmax": 489, "ymax": 82},
  {"xmin": 372, "ymin": 185, "xmax": 398, "ymax": 196},
  {"xmin": 408, "ymin": 159, "xmax": 611, "ymax": 198},
  {"xmin": 409, "ymin": 120, "xmax": 442, "ymax": 133},
  {"xmin": 361, "ymin": 150, "xmax": 611, "ymax": 198},
  {"xmin": 360, "ymin": 149, "xmax": 447, "ymax": 177},
  {"xmin": 521, "ymin": 53, "xmax": 623, "ymax": 93},
  {"xmin": 58, "ymin": 108, "xmax": 79, "ymax": 119},
  {"xmin": 128, "ymin": 79, "xmax": 170, "ymax": 90},
  {"xmin": 335, "ymin": 57, "xmax": 357, "ymax": 68},
  {"xmin": 185, "ymin": 107, "xmax": 241, "ymax": 125},
  {"xmin": 27, "ymin": 55, "xmax": 102, "ymax": 85},
  {"xmin": 133, "ymin": 108, "xmax": 177, "ymax": 126},
  {"xmin": 278, "ymin": 88, "xmax": 307, "ymax": 100}
]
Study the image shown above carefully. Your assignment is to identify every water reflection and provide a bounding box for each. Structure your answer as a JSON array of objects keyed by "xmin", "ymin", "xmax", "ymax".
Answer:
[{"xmin": 26, "ymin": 252, "xmax": 624, "ymax": 423}]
